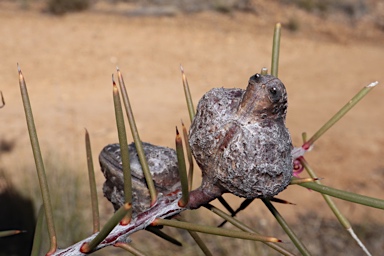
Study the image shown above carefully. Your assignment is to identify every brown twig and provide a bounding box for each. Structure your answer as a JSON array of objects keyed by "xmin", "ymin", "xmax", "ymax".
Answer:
[{"xmin": 50, "ymin": 192, "xmax": 184, "ymax": 255}]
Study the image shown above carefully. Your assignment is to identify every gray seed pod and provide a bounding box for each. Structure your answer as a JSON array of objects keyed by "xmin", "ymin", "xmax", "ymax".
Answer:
[
  {"xmin": 189, "ymin": 74, "xmax": 293, "ymax": 204},
  {"xmin": 100, "ymin": 142, "xmax": 181, "ymax": 214}
]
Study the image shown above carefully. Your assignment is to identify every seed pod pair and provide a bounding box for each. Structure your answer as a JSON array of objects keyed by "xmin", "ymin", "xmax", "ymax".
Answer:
[{"xmin": 100, "ymin": 74, "xmax": 293, "ymax": 211}]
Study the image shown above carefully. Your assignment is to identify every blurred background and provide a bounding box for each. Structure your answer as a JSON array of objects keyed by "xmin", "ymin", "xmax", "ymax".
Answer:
[{"xmin": 0, "ymin": 0, "xmax": 383, "ymax": 255}]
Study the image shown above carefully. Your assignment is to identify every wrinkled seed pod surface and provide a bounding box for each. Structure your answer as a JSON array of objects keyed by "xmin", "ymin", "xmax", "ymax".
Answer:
[
  {"xmin": 189, "ymin": 74, "xmax": 293, "ymax": 199},
  {"xmin": 100, "ymin": 142, "xmax": 181, "ymax": 214}
]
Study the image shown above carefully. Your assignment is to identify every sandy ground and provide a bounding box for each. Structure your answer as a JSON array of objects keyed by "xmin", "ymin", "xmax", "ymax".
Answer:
[{"xmin": 0, "ymin": 1, "xmax": 384, "ymax": 254}]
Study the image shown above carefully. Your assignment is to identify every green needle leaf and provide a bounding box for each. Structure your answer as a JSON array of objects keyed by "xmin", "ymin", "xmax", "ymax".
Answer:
[
  {"xmin": 0, "ymin": 230, "xmax": 23, "ymax": 238},
  {"xmin": 0, "ymin": 91, "xmax": 5, "ymax": 108},
  {"xmin": 17, "ymin": 64, "xmax": 57, "ymax": 254},
  {"xmin": 85, "ymin": 129, "xmax": 100, "ymax": 233},
  {"xmin": 176, "ymin": 215, "xmax": 213, "ymax": 256},
  {"xmin": 145, "ymin": 226, "xmax": 182, "ymax": 246},
  {"xmin": 300, "ymin": 157, "xmax": 351, "ymax": 228},
  {"xmin": 260, "ymin": 67, "xmax": 268, "ymax": 75},
  {"xmin": 154, "ymin": 218, "xmax": 281, "ymax": 243},
  {"xmin": 112, "ymin": 76, "xmax": 133, "ymax": 224},
  {"xmin": 296, "ymin": 179, "xmax": 384, "ymax": 210},
  {"xmin": 289, "ymin": 177, "xmax": 319, "ymax": 184},
  {"xmin": 176, "ymin": 127, "xmax": 189, "ymax": 207},
  {"xmin": 271, "ymin": 23, "xmax": 281, "ymax": 77},
  {"xmin": 115, "ymin": 242, "xmax": 147, "ymax": 256},
  {"xmin": 304, "ymin": 81, "xmax": 379, "ymax": 148},
  {"xmin": 180, "ymin": 65, "xmax": 195, "ymax": 122},
  {"xmin": 31, "ymin": 205, "xmax": 44, "ymax": 256},
  {"xmin": 182, "ymin": 121, "xmax": 194, "ymax": 191},
  {"xmin": 206, "ymin": 204, "xmax": 295, "ymax": 256},
  {"xmin": 116, "ymin": 68, "xmax": 157, "ymax": 205},
  {"xmin": 262, "ymin": 199, "xmax": 311, "ymax": 256},
  {"xmin": 81, "ymin": 203, "xmax": 131, "ymax": 253}
]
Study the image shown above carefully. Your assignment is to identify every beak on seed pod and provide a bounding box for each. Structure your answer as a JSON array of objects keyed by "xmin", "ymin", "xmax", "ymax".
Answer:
[{"xmin": 188, "ymin": 73, "xmax": 293, "ymax": 209}]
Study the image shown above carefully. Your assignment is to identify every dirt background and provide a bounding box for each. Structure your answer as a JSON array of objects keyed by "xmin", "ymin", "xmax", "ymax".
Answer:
[{"xmin": 0, "ymin": 0, "xmax": 384, "ymax": 255}]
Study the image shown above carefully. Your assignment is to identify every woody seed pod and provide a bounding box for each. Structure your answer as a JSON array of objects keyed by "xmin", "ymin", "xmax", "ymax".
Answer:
[
  {"xmin": 100, "ymin": 142, "xmax": 181, "ymax": 214},
  {"xmin": 188, "ymin": 74, "xmax": 293, "ymax": 208}
]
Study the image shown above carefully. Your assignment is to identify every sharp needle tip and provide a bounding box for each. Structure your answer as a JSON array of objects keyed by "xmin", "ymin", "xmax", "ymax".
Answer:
[{"xmin": 367, "ymin": 81, "xmax": 379, "ymax": 88}]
